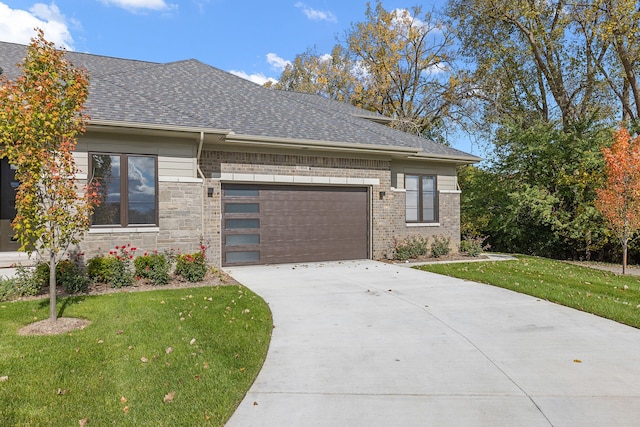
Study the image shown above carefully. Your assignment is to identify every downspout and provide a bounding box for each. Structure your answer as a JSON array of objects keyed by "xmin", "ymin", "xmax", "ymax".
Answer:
[{"xmin": 197, "ymin": 131, "xmax": 205, "ymax": 242}]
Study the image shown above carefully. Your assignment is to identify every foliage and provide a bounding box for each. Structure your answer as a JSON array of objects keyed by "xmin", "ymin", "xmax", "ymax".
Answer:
[
  {"xmin": 459, "ymin": 121, "xmax": 612, "ymax": 260},
  {"xmin": 392, "ymin": 235, "xmax": 429, "ymax": 261},
  {"xmin": 105, "ymin": 245, "xmax": 135, "ymax": 288},
  {"xmin": 175, "ymin": 248, "xmax": 208, "ymax": 282},
  {"xmin": 0, "ymin": 286, "xmax": 273, "ymax": 425},
  {"xmin": 55, "ymin": 259, "xmax": 89, "ymax": 294},
  {"xmin": 460, "ymin": 235, "xmax": 490, "ymax": 257},
  {"xmin": 430, "ymin": 235, "xmax": 451, "ymax": 258},
  {"xmin": 447, "ymin": 0, "xmax": 615, "ymax": 129},
  {"xmin": 134, "ymin": 252, "xmax": 171, "ymax": 286},
  {"xmin": 0, "ymin": 30, "xmax": 98, "ymax": 320},
  {"xmin": 271, "ymin": 1, "xmax": 461, "ymax": 142},
  {"xmin": 595, "ymin": 128, "xmax": 640, "ymax": 273},
  {"xmin": 416, "ymin": 255, "xmax": 640, "ymax": 329},
  {"xmin": 0, "ymin": 266, "xmax": 42, "ymax": 301},
  {"xmin": 87, "ymin": 255, "xmax": 111, "ymax": 283},
  {"xmin": 34, "ymin": 255, "xmax": 89, "ymax": 294}
]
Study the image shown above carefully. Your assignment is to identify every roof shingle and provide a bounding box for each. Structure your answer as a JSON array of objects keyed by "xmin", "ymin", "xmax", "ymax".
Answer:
[{"xmin": 0, "ymin": 41, "xmax": 480, "ymax": 162}]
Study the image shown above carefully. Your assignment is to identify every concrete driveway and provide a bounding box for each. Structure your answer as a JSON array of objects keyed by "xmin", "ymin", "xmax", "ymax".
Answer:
[{"xmin": 224, "ymin": 260, "xmax": 640, "ymax": 427}]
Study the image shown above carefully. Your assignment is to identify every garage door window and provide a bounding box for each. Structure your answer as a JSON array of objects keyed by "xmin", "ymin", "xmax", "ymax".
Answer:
[
  {"xmin": 226, "ymin": 234, "xmax": 260, "ymax": 246},
  {"xmin": 226, "ymin": 251, "xmax": 260, "ymax": 263},
  {"xmin": 406, "ymin": 174, "xmax": 437, "ymax": 223}
]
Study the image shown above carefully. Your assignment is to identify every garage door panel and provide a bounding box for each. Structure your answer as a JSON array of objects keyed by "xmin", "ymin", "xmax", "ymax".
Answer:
[{"xmin": 222, "ymin": 184, "xmax": 368, "ymax": 266}]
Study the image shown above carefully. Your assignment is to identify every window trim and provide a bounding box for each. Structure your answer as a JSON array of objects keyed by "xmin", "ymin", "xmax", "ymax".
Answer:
[
  {"xmin": 405, "ymin": 174, "xmax": 438, "ymax": 223},
  {"xmin": 89, "ymin": 152, "xmax": 159, "ymax": 228}
]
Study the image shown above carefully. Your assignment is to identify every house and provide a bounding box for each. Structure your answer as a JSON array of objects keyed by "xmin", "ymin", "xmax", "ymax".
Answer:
[{"xmin": 0, "ymin": 41, "xmax": 481, "ymax": 267}]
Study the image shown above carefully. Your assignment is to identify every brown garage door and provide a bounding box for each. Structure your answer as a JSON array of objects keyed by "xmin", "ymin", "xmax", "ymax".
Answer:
[{"xmin": 222, "ymin": 184, "xmax": 369, "ymax": 266}]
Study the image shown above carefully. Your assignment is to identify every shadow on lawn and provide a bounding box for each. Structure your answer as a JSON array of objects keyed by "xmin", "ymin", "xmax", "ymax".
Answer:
[{"xmin": 38, "ymin": 295, "xmax": 86, "ymax": 317}]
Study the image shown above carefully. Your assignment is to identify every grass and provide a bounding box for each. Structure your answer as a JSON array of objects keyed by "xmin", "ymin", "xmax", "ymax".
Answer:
[
  {"xmin": 0, "ymin": 285, "xmax": 272, "ymax": 426},
  {"xmin": 416, "ymin": 255, "xmax": 640, "ymax": 329}
]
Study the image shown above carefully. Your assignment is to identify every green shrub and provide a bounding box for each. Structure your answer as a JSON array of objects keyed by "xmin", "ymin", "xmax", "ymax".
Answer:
[
  {"xmin": 34, "ymin": 262, "xmax": 51, "ymax": 287},
  {"xmin": 392, "ymin": 235, "xmax": 429, "ymax": 261},
  {"xmin": 134, "ymin": 252, "xmax": 170, "ymax": 285},
  {"xmin": 89, "ymin": 245, "xmax": 135, "ymax": 288},
  {"xmin": 460, "ymin": 235, "xmax": 491, "ymax": 257},
  {"xmin": 0, "ymin": 277, "xmax": 18, "ymax": 301},
  {"xmin": 33, "ymin": 260, "xmax": 89, "ymax": 294},
  {"xmin": 57, "ymin": 259, "xmax": 89, "ymax": 294},
  {"xmin": 87, "ymin": 256, "xmax": 110, "ymax": 283},
  {"xmin": 175, "ymin": 251, "xmax": 207, "ymax": 282},
  {"xmin": 9, "ymin": 265, "xmax": 43, "ymax": 299},
  {"xmin": 431, "ymin": 235, "xmax": 451, "ymax": 258}
]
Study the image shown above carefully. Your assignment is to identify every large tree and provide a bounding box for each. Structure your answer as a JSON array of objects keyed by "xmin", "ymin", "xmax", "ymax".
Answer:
[
  {"xmin": 446, "ymin": 0, "xmax": 631, "ymax": 260},
  {"xmin": 595, "ymin": 127, "xmax": 640, "ymax": 273},
  {"xmin": 0, "ymin": 30, "xmax": 98, "ymax": 321},
  {"xmin": 447, "ymin": 0, "xmax": 614, "ymax": 130},
  {"xmin": 271, "ymin": 1, "xmax": 463, "ymax": 142}
]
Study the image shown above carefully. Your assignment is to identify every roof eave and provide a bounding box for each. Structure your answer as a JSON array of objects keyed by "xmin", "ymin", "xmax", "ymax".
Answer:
[{"xmin": 87, "ymin": 119, "xmax": 233, "ymax": 139}]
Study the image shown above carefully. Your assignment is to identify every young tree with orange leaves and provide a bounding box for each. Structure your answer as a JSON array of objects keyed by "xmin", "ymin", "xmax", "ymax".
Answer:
[
  {"xmin": 595, "ymin": 127, "xmax": 640, "ymax": 274},
  {"xmin": 0, "ymin": 30, "xmax": 99, "ymax": 321}
]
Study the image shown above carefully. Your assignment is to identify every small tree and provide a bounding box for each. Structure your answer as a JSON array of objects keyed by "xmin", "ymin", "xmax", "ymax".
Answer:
[
  {"xmin": 595, "ymin": 127, "xmax": 640, "ymax": 274},
  {"xmin": 0, "ymin": 29, "xmax": 98, "ymax": 321}
]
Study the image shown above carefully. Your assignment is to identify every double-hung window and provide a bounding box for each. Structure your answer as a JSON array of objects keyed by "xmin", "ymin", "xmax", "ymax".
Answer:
[
  {"xmin": 90, "ymin": 153, "xmax": 158, "ymax": 227},
  {"xmin": 405, "ymin": 174, "xmax": 437, "ymax": 223}
]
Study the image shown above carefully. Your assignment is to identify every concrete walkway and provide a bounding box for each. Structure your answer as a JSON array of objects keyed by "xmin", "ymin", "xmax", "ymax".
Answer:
[{"xmin": 224, "ymin": 260, "xmax": 640, "ymax": 427}]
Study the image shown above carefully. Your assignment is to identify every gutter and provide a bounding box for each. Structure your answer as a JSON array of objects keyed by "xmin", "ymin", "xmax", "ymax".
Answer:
[
  {"xmin": 225, "ymin": 133, "xmax": 481, "ymax": 163},
  {"xmin": 87, "ymin": 119, "xmax": 233, "ymax": 137}
]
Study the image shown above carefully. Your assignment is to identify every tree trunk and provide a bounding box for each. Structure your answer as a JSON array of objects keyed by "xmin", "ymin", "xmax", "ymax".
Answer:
[
  {"xmin": 49, "ymin": 252, "xmax": 57, "ymax": 321},
  {"xmin": 622, "ymin": 242, "xmax": 628, "ymax": 275}
]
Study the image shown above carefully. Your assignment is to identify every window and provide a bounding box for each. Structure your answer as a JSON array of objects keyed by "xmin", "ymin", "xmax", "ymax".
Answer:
[
  {"xmin": 405, "ymin": 174, "xmax": 437, "ymax": 223},
  {"xmin": 90, "ymin": 153, "xmax": 158, "ymax": 226}
]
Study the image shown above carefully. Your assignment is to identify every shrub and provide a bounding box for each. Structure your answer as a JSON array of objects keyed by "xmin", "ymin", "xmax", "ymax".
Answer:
[
  {"xmin": 134, "ymin": 252, "xmax": 170, "ymax": 286},
  {"xmin": 87, "ymin": 256, "xmax": 110, "ymax": 283},
  {"xmin": 10, "ymin": 265, "xmax": 43, "ymax": 298},
  {"xmin": 56, "ymin": 259, "xmax": 89, "ymax": 294},
  {"xmin": 175, "ymin": 249, "xmax": 207, "ymax": 282},
  {"xmin": 460, "ymin": 235, "xmax": 491, "ymax": 257},
  {"xmin": 392, "ymin": 235, "xmax": 429, "ymax": 261},
  {"xmin": 35, "ymin": 260, "xmax": 89, "ymax": 294},
  {"xmin": 88, "ymin": 245, "xmax": 136, "ymax": 288},
  {"xmin": 431, "ymin": 236, "xmax": 451, "ymax": 258},
  {"xmin": 0, "ymin": 276, "xmax": 17, "ymax": 301}
]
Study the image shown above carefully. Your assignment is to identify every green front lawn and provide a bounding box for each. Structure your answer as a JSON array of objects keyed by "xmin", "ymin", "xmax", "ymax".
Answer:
[
  {"xmin": 0, "ymin": 285, "xmax": 272, "ymax": 426},
  {"xmin": 417, "ymin": 255, "xmax": 640, "ymax": 329}
]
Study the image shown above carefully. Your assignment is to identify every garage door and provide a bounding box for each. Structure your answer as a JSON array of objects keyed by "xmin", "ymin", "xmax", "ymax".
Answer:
[{"xmin": 222, "ymin": 184, "xmax": 369, "ymax": 266}]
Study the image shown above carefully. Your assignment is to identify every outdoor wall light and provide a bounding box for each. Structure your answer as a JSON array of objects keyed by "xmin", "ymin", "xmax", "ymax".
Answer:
[
  {"xmin": 207, "ymin": 187, "xmax": 214, "ymax": 197},
  {"xmin": 379, "ymin": 191, "xmax": 386, "ymax": 200}
]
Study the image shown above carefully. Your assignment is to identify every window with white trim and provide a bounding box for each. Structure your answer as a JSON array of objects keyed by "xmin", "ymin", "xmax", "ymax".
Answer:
[{"xmin": 405, "ymin": 174, "xmax": 438, "ymax": 223}]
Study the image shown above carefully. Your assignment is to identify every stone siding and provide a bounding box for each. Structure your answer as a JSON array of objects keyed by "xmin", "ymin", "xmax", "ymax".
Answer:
[{"xmin": 81, "ymin": 181, "xmax": 205, "ymax": 259}]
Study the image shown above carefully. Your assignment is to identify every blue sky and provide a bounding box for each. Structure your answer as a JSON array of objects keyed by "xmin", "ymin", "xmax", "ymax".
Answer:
[
  {"xmin": 1, "ymin": 0, "xmax": 448, "ymax": 83},
  {"xmin": 0, "ymin": 0, "xmax": 480, "ymax": 154}
]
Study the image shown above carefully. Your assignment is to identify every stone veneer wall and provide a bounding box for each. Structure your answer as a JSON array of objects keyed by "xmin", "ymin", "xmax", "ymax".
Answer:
[{"xmin": 80, "ymin": 181, "xmax": 205, "ymax": 260}]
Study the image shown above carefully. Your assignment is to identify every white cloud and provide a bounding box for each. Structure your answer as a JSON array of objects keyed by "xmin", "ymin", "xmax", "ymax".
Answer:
[
  {"xmin": 0, "ymin": 2, "xmax": 74, "ymax": 49},
  {"xmin": 266, "ymin": 53, "xmax": 291, "ymax": 72},
  {"xmin": 294, "ymin": 2, "xmax": 336, "ymax": 23},
  {"xmin": 100, "ymin": 0, "xmax": 175, "ymax": 12},
  {"xmin": 229, "ymin": 70, "xmax": 278, "ymax": 86}
]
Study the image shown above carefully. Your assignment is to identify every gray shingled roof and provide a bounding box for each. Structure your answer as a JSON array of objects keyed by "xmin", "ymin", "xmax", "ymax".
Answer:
[{"xmin": 0, "ymin": 41, "xmax": 480, "ymax": 162}]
